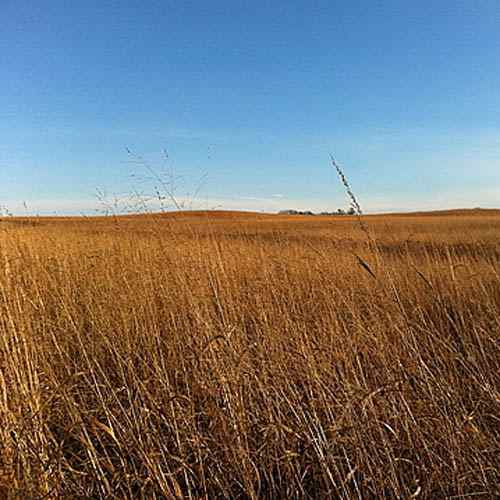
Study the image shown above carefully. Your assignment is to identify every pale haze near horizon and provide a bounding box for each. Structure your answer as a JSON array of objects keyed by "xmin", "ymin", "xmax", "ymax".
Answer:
[{"xmin": 1, "ymin": 1, "xmax": 499, "ymax": 215}]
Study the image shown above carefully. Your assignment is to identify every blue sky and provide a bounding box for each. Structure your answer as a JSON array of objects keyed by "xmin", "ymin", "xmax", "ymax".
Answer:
[{"xmin": 1, "ymin": 0, "xmax": 499, "ymax": 214}]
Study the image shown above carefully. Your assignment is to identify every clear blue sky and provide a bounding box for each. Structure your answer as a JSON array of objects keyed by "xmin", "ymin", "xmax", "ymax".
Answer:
[{"xmin": 1, "ymin": 0, "xmax": 499, "ymax": 214}]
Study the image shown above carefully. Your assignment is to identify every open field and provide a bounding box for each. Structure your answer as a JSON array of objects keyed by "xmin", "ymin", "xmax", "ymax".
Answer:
[{"xmin": 1, "ymin": 210, "xmax": 499, "ymax": 498}]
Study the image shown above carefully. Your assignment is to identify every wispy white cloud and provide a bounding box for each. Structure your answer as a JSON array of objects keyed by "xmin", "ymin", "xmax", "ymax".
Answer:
[{"xmin": 4, "ymin": 198, "xmax": 101, "ymax": 216}]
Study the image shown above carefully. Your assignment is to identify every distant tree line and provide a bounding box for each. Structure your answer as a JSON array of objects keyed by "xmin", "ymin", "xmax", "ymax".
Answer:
[{"xmin": 278, "ymin": 208, "xmax": 356, "ymax": 216}]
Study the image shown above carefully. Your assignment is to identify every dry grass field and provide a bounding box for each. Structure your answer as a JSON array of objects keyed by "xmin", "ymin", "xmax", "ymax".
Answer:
[{"xmin": 0, "ymin": 210, "xmax": 499, "ymax": 498}]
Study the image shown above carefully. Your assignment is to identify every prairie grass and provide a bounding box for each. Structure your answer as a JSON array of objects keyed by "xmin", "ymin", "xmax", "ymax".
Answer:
[{"xmin": 0, "ymin": 211, "xmax": 499, "ymax": 498}]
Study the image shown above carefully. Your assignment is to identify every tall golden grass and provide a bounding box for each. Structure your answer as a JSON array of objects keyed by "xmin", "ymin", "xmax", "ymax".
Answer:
[{"xmin": 0, "ymin": 211, "xmax": 499, "ymax": 498}]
